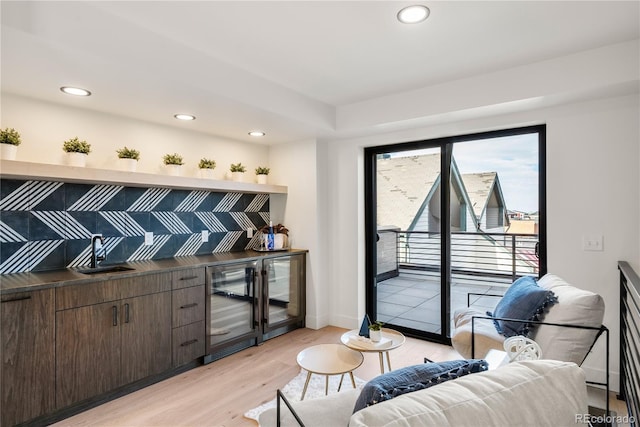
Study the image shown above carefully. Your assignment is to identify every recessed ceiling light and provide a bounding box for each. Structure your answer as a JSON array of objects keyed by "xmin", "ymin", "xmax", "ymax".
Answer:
[
  {"xmin": 60, "ymin": 86, "xmax": 91, "ymax": 96},
  {"xmin": 397, "ymin": 5, "xmax": 430, "ymax": 24},
  {"xmin": 174, "ymin": 114, "xmax": 196, "ymax": 121},
  {"xmin": 248, "ymin": 131, "xmax": 266, "ymax": 137}
]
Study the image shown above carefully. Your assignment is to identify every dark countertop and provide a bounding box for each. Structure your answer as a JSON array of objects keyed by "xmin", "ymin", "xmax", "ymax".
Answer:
[{"xmin": 0, "ymin": 249, "xmax": 308, "ymax": 295}]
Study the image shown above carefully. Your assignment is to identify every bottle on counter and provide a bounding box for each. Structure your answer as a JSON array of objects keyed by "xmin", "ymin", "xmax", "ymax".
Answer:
[{"xmin": 267, "ymin": 221, "xmax": 275, "ymax": 250}]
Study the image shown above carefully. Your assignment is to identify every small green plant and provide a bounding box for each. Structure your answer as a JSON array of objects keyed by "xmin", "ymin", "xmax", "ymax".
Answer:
[
  {"xmin": 368, "ymin": 321, "xmax": 384, "ymax": 332},
  {"xmin": 163, "ymin": 153, "xmax": 184, "ymax": 165},
  {"xmin": 255, "ymin": 166, "xmax": 270, "ymax": 175},
  {"xmin": 62, "ymin": 137, "xmax": 91, "ymax": 154},
  {"xmin": 0, "ymin": 128, "xmax": 21, "ymax": 146},
  {"xmin": 116, "ymin": 146, "xmax": 140, "ymax": 160},
  {"xmin": 198, "ymin": 158, "xmax": 216, "ymax": 169},
  {"xmin": 230, "ymin": 162, "xmax": 246, "ymax": 173}
]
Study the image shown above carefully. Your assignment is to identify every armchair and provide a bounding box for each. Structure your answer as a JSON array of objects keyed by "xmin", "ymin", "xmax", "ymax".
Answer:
[{"xmin": 451, "ymin": 274, "xmax": 609, "ymax": 414}]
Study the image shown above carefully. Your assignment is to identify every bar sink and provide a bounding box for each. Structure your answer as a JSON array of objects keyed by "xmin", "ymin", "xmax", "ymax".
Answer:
[{"xmin": 77, "ymin": 265, "xmax": 135, "ymax": 275}]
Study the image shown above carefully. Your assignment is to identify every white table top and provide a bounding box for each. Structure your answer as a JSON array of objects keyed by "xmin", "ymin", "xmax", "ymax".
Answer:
[
  {"xmin": 340, "ymin": 328, "xmax": 406, "ymax": 353},
  {"xmin": 296, "ymin": 343, "xmax": 364, "ymax": 375}
]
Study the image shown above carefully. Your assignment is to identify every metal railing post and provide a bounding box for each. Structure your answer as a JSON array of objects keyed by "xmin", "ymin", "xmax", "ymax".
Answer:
[{"xmin": 511, "ymin": 234, "xmax": 517, "ymax": 281}]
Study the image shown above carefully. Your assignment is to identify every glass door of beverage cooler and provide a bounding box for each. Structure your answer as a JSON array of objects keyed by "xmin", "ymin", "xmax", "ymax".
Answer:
[
  {"xmin": 262, "ymin": 254, "xmax": 305, "ymax": 334},
  {"xmin": 207, "ymin": 261, "xmax": 260, "ymax": 350}
]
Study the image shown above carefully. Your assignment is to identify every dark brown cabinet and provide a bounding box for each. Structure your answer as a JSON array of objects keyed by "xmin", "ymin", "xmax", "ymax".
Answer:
[
  {"xmin": 171, "ymin": 268, "xmax": 206, "ymax": 367},
  {"xmin": 55, "ymin": 273, "xmax": 172, "ymax": 409},
  {"xmin": 1, "ymin": 289, "xmax": 56, "ymax": 427}
]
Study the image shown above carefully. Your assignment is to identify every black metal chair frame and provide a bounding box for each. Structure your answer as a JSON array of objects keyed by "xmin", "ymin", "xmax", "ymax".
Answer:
[
  {"xmin": 276, "ymin": 389, "xmax": 305, "ymax": 427},
  {"xmin": 467, "ymin": 292, "xmax": 610, "ymax": 416}
]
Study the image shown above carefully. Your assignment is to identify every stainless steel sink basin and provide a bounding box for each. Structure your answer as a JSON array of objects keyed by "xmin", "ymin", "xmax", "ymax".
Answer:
[{"xmin": 77, "ymin": 265, "xmax": 135, "ymax": 275}]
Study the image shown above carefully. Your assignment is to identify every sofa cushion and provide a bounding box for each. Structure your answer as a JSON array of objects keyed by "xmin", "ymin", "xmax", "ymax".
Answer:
[
  {"xmin": 352, "ymin": 359, "xmax": 488, "ymax": 413},
  {"xmin": 534, "ymin": 274, "xmax": 605, "ymax": 365},
  {"xmin": 349, "ymin": 360, "xmax": 588, "ymax": 427},
  {"xmin": 489, "ymin": 276, "xmax": 557, "ymax": 337},
  {"xmin": 451, "ymin": 307, "xmax": 505, "ymax": 358}
]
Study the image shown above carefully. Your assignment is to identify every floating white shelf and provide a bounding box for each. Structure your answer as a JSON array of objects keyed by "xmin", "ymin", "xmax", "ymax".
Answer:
[{"xmin": 0, "ymin": 160, "xmax": 287, "ymax": 194}]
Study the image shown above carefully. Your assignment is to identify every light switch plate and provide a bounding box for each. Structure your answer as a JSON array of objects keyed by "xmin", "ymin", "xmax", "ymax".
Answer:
[
  {"xmin": 201, "ymin": 230, "xmax": 209, "ymax": 242},
  {"xmin": 247, "ymin": 228, "xmax": 253, "ymax": 238},
  {"xmin": 582, "ymin": 235, "xmax": 604, "ymax": 251},
  {"xmin": 144, "ymin": 231, "xmax": 153, "ymax": 246}
]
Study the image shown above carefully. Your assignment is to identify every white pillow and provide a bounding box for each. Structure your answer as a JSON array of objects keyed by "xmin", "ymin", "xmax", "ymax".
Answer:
[{"xmin": 533, "ymin": 274, "xmax": 605, "ymax": 365}]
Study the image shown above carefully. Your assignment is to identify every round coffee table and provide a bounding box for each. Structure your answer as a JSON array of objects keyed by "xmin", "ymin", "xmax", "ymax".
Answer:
[
  {"xmin": 296, "ymin": 343, "xmax": 364, "ymax": 400},
  {"xmin": 341, "ymin": 328, "xmax": 405, "ymax": 374}
]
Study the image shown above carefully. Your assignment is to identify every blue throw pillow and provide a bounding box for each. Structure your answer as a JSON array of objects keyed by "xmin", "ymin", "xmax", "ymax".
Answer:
[
  {"xmin": 352, "ymin": 359, "xmax": 488, "ymax": 413},
  {"xmin": 489, "ymin": 276, "xmax": 558, "ymax": 338}
]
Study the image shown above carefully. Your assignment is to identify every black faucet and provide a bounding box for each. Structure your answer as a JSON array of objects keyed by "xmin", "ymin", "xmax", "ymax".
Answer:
[{"xmin": 90, "ymin": 234, "xmax": 106, "ymax": 268}]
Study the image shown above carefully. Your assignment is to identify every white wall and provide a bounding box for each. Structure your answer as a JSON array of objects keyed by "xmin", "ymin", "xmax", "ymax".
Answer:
[
  {"xmin": 268, "ymin": 139, "xmax": 325, "ymax": 328},
  {"xmin": 320, "ymin": 93, "xmax": 640, "ymax": 391},
  {"xmin": 1, "ymin": 93, "xmax": 269, "ymax": 179}
]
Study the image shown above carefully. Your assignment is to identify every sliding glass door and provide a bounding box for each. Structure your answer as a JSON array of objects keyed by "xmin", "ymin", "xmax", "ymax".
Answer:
[{"xmin": 365, "ymin": 126, "xmax": 546, "ymax": 343}]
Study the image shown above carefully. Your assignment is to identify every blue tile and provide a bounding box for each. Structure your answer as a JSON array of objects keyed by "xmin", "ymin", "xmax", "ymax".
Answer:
[
  {"xmin": 67, "ymin": 211, "xmax": 96, "ymax": 239},
  {"xmin": 246, "ymin": 212, "xmax": 267, "ymax": 230},
  {"xmin": 195, "ymin": 191, "xmax": 213, "ymax": 212},
  {"xmin": 0, "ymin": 242, "xmax": 29, "ymax": 273},
  {"xmin": 127, "ymin": 212, "xmax": 149, "ymax": 236},
  {"xmin": 149, "ymin": 213, "xmax": 170, "ymax": 235},
  {"xmin": 176, "ymin": 212, "xmax": 194, "ymax": 233},
  {"xmin": 31, "ymin": 181, "xmax": 65, "ymax": 211},
  {"xmin": 0, "ymin": 211, "xmax": 29, "ymax": 240},
  {"xmin": 0, "ymin": 179, "xmax": 29, "ymax": 211},
  {"xmin": 217, "ymin": 212, "xmax": 240, "ymax": 231},
  {"xmin": 99, "ymin": 186, "xmax": 126, "ymax": 211},
  {"xmin": 65, "ymin": 183, "xmax": 93, "ymax": 210},
  {"xmin": 124, "ymin": 187, "xmax": 148, "ymax": 211},
  {"xmin": 30, "ymin": 240, "xmax": 66, "ymax": 272},
  {"xmin": 64, "ymin": 239, "xmax": 92, "ymax": 267},
  {"xmin": 96, "ymin": 212, "xmax": 125, "ymax": 237},
  {"xmin": 29, "ymin": 212, "xmax": 63, "ymax": 240}
]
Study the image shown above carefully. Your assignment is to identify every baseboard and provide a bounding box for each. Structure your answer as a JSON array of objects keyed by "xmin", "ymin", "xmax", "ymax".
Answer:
[{"xmin": 582, "ymin": 365, "xmax": 620, "ymax": 394}]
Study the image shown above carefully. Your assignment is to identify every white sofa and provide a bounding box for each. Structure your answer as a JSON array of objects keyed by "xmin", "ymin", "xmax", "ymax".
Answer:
[{"xmin": 259, "ymin": 359, "xmax": 588, "ymax": 427}]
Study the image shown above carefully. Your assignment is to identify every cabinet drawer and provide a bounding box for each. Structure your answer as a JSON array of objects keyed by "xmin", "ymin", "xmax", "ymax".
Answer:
[
  {"xmin": 117, "ymin": 272, "xmax": 172, "ymax": 299},
  {"xmin": 172, "ymin": 267, "xmax": 206, "ymax": 290},
  {"xmin": 172, "ymin": 321, "xmax": 205, "ymax": 367},
  {"xmin": 56, "ymin": 280, "xmax": 118, "ymax": 310},
  {"xmin": 172, "ymin": 285, "xmax": 205, "ymax": 327}
]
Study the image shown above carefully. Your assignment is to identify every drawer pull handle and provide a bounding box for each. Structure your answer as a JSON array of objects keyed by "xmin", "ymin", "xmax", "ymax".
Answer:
[
  {"xmin": 180, "ymin": 303, "xmax": 198, "ymax": 309},
  {"xmin": 1, "ymin": 295, "xmax": 31, "ymax": 303},
  {"xmin": 180, "ymin": 276, "xmax": 199, "ymax": 281},
  {"xmin": 112, "ymin": 306, "xmax": 118, "ymax": 326},
  {"xmin": 180, "ymin": 339, "xmax": 198, "ymax": 347}
]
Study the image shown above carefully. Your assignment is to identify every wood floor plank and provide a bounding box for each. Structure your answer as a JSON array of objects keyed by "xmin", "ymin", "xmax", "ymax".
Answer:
[{"xmin": 52, "ymin": 326, "xmax": 628, "ymax": 427}]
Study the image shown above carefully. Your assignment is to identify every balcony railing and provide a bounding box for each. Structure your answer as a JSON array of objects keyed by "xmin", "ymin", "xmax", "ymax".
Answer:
[{"xmin": 378, "ymin": 229, "xmax": 539, "ymax": 282}]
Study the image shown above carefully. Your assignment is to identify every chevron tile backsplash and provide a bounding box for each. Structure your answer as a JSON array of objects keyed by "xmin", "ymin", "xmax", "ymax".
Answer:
[{"xmin": 0, "ymin": 179, "xmax": 270, "ymax": 274}]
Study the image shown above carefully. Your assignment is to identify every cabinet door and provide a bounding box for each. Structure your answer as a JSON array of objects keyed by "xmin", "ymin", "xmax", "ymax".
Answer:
[
  {"xmin": 1, "ymin": 289, "xmax": 55, "ymax": 427},
  {"xmin": 56, "ymin": 301, "xmax": 121, "ymax": 409},
  {"xmin": 263, "ymin": 254, "xmax": 305, "ymax": 330},
  {"xmin": 120, "ymin": 292, "xmax": 172, "ymax": 384}
]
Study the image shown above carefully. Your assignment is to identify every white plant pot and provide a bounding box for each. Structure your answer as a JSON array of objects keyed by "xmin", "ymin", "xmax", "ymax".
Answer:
[
  {"xmin": 67, "ymin": 152, "xmax": 87, "ymax": 167},
  {"xmin": 232, "ymin": 171, "xmax": 245, "ymax": 182},
  {"xmin": 369, "ymin": 329, "xmax": 382, "ymax": 342},
  {"xmin": 166, "ymin": 164, "xmax": 182, "ymax": 176},
  {"xmin": 0, "ymin": 144, "xmax": 18, "ymax": 160},
  {"xmin": 199, "ymin": 168, "xmax": 215, "ymax": 179},
  {"xmin": 256, "ymin": 174, "xmax": 268, "ymax": 184},
  {"xmin": 119, "ymin": 158, "xmax": 138, "ymax": 172}
]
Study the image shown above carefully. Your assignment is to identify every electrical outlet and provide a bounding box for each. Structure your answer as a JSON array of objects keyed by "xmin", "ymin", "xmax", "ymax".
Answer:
[
  {"xmin": 144, "ymin": 231, "xmax": 153, "ymax": 246},
  {"xmin": 201, "ymin": 230, "xmax": 209, "ymax": 242},
  {"xmin": 582, "ymin": 235, "xmax": 604, "ymax": 251},
  {"xmin": 247, "ymin": 228, "xmax": 253, "ymax": 238}
]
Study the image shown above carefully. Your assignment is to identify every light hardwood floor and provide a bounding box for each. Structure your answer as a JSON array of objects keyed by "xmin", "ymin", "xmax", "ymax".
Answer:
[{"xmin": 53, "ymin": 326, "xmax": 627, "ymax": 427}]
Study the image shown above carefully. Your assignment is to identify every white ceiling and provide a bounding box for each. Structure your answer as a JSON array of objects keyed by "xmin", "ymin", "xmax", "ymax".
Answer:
[{"xmin": 1, "ymin": 1, "xmax": 639, "ymax": 145}]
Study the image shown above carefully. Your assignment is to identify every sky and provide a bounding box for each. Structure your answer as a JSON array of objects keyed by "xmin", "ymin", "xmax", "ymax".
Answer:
[
  {"xmin": 388, "ymin": 133, "xmax": 539, "ymax": 213},
  {"xmin": 453, "ymin": 133, "xmax": 539, "ymax": 213}
]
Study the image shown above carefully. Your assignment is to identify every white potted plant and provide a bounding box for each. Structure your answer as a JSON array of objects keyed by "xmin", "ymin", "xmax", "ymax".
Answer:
[
  {"xmin": 0, "ymin": 127, "xmax": 21, "ymax": 160},
  {"xmin": 255, "ymin": 166, "xmax": 270, "ymax": 184},
  {"xmin": 198, "ymin": 158, "xmax": 216, "ymax": 179},
  {"xmin": 62, "ymin": 137, "xmax": 91, "ymax": 167},
  {"xmin": 163, "ymin": 153, "xmax": 184, "ymax": 176},
  {"xmin": 368, "ymin": 321, "xmax": 384, "ymax": 342},
  {"xmin": 116, "ymin": 146, "xmax": 140, "ymax": 172},
  {"xmin": 230, "ymin": 162, "xmax": 246, "ymax": 182}
]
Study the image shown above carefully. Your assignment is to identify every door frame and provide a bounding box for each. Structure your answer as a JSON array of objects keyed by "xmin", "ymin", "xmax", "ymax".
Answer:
[{"xmin": 364, "ymin": 125, "xmax": 547, "ymax": 344}]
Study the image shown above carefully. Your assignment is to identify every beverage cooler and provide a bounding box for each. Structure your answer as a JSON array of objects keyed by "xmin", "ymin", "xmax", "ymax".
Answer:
[{"xmin": 204, "ymin": 253, "xmax": 305, "ymax": 363}]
